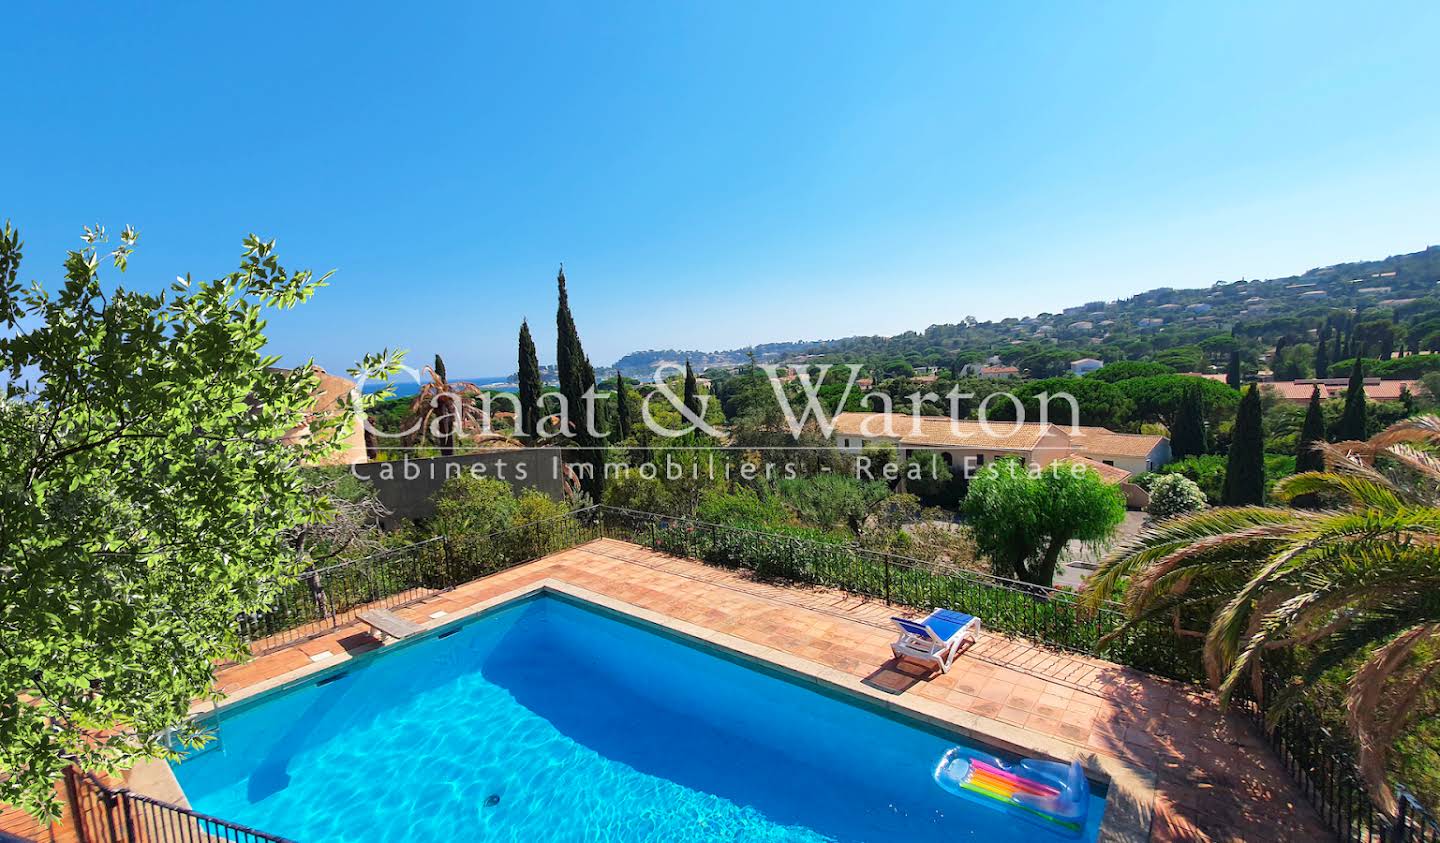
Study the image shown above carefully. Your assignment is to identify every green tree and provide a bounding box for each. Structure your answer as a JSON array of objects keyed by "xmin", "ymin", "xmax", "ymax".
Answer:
[
  {"xmin": 554, "ymin": 267, "xmax": 603, "ymax": 498},
  {"xmin": 683, "ymin": 359, "xmax": 702, "ymax": 419},
  {"xmin": 1223, "ymin": 385, "xmax": 1265, "ymax": 505},
  {"xmin": 614, "ymin": 372, "xmax": 633, "ymax": 440},
  {"xmin": 1226, "ymin": 349, "xmax": 1241, "ymax": 389},
  {"xmin": 1116, "ymin": 375, "xmax": 1239, "ymax": 430},
  {"xmin": 1296, "ymin": 385, "xmax": 1326, "ymax": 474},
  {"xmin": 1088, "ymin": 360, "xmax": 1174, "ymax": 383},
  {"xmin": 1337, "ymin": 359, "xmax": 1368, "ymax": 440},
  {"xmin": 1315, "ymin": 335, "xmax": 1330, "ymax": 378},
  {"xmin": 965, "ymin": 459, "xmax": 1125, "ymax": 587},
  {"xmin": 1086, "ymin": 416, "xmax": 1440, "ymax": 813},
  {"xmin": 0, "ymin": 223, "xmax": 400, "ymax": 818},
  {"xmin": 987, "ymin": 377, "xmax": 1133, "ymax": 429},
  {"xmin": 1170, "ymin": 381, "xmax": 1209, "ymax": 458},
  {"xmin": 517, "ymin": 319, "xmax": 542, "ymax": 439}
]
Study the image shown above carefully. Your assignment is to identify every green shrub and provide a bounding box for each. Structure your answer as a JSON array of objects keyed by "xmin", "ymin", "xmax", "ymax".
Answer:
[{"xmin": 1147, "ymin": 474, "xmax": 1208, "ymax": 521}]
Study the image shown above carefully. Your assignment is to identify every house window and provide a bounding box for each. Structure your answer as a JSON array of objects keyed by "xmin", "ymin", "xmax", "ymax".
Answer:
[
  {"xmin": 1102, "ymin": 460, "xmax": 1115, "ymax": 467},
  {"xmin": 940, "ymin": 452, "xmax": 953, "ymax": 466},
  {"xmin": 843, "ymin": 438, "xmax": 852, "ymax": 448}
]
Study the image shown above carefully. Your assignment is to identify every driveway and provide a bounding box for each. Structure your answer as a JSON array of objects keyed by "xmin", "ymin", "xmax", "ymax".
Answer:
[{"xmin": 1054, "ymin": 510, "xmax": 1147, "ymax": 590}]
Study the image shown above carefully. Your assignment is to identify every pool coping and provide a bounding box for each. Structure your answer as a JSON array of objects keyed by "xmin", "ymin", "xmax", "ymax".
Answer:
[{"xmin": 175, "ymin": 578, "xmax": 1156, "ymax": 843}]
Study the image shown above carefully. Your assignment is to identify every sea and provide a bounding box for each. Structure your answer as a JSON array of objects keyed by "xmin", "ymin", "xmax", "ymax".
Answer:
[{"xmin": 363, "ymin": 376, "xmax": 517, "ymax": 398}]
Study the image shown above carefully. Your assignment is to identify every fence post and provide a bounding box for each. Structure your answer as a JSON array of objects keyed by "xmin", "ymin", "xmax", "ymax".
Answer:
[
  {"xmin": 63, "ymin": 767, "xmax": 90, "ymax": 843},
  {"xmin": 884, "ymin": 557, "xmax": 892, "ymax": 606},
  {"xmin": 118, "ymin": 790, "xmax": 139, "ymax": 843},
  {"xmin": 100, "ymin": 787, "xmax": 121, "ymax": 843},
  {"xmin": 1391, "ymin": 788, "xmax": 1415, "ymax": 843},
  {"xmin": 442, "ymin": 537, "xmax": 455, "ymax": 588}
]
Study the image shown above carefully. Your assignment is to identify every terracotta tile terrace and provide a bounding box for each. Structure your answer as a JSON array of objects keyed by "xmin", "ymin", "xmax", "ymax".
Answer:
[{"xmin": 201, "ymin": 539, "xmax": 1328, "ymax": 841}]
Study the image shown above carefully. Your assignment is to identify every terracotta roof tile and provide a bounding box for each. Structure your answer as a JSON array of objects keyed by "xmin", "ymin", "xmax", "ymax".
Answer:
[
  {"xmin": 831, "ymin": 412, "xmax": 1059, "ymax": 451},
  {"xmin": 1054, "ymin": 455, "xmax": 1133, "ymax": 484},
  {"xmin": 1070, "ymin": 426, "xmax": 1167, "ymax": 458}
]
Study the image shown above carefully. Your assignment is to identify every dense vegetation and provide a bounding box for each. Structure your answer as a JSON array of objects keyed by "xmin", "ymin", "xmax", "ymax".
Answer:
[{"xmin": 0, "ymin": 223, "xmax": 401, "ymax": 818}]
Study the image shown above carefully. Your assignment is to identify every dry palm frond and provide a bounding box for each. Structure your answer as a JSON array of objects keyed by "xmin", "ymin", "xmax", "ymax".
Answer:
[
  {"xmin": 401, "ymin": 365, "xmax": 498, "ymax": 454},
  {"xmin": 1347, "ymin": 623, "xmax": 1440, "ymax": 815}
]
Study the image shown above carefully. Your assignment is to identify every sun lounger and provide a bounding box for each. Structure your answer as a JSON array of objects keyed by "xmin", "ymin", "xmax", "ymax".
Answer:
[{"xmin": 890, "ymin": 609, "xmax": 980, "ymax": 673}]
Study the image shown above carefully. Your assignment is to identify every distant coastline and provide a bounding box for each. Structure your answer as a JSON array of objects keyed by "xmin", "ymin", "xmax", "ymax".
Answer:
[{"xmin": 363, "ymin": 377, "xmax": 517, "ymax": 398}]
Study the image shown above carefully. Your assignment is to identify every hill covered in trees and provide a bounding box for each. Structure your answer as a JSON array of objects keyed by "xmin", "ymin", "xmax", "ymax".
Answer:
[{"xmin": 610, "ymin": 244, "xmax": 1440, "ymax": 378}]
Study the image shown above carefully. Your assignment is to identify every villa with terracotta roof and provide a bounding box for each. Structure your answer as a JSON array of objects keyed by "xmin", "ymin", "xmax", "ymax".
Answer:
[
  {"xmin": 829, "ymin": 412, "xmax": 1170, "ymax": 500},
  {"xmin": 1262, "ymin": 377, "xmax": 1419, "ymax": 404}
]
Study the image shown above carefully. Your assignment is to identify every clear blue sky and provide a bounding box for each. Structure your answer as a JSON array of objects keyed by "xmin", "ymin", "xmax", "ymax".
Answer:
[{"xmin": 5, "ymin": 2, "xmax": 1438, "ymax": 376}]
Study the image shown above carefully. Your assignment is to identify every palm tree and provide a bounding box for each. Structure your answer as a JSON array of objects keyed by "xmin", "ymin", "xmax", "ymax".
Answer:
[
  {"xmin": 1085, "ymin": 415, "xmax": 1440, "ymax": 813},
  {"xmin": 402, "ymin": 360, "xmax": 498, "ymax": 456}
]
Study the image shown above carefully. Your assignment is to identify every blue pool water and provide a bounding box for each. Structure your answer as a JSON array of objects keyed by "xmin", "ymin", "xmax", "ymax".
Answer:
[{"xmin": 174, "ymin": 595, "xmax": 1106, "ymax": 841}]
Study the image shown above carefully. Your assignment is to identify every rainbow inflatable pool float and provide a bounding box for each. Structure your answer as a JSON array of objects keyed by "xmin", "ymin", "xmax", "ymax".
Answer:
[{"xmin": 933, "ymin": 747, "xmax": 1090, "ymax": 835}]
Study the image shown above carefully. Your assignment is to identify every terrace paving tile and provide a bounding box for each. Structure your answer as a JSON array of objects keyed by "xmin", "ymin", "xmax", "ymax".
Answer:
[{"xmin": 202, "ymin": 537, "xmax": 1329, "ymax": 843}]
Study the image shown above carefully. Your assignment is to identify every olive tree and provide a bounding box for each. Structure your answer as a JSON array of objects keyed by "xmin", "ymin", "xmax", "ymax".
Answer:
[
  {"xmin": 0, "ymin": 222, "xmax": 400, "ymax": 818},
  {"xmin": 964, "ymin": 458, "xmax": 1125, "ymax": 587}
]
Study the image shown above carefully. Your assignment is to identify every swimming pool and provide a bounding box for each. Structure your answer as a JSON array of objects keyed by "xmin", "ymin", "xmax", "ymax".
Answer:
[{"xmin": 174, "ymin": 593, "xmax": 1107, "ymax": 841}]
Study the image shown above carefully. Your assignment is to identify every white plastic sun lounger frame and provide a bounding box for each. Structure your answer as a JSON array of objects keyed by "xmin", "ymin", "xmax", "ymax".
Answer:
[{"xmin": 890, "ymin": 613, "xmax": 981, "ymax": 673}]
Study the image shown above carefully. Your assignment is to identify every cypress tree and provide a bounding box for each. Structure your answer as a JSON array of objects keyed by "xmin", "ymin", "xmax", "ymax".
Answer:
[
  {"xmin": 1401, "ymin": 385, "xmax": 1416, "ymax": 416},
  {"xmin": 1226, "ymin": 350, "xmax": 1241, "ymax": 389},
  {"xmin": 1170, "ymin": 381, "xmax": 1208, "ymax": 458},
  {"xmin": 615, "ymin": 372, "xmax": 632, "ymax": 440},
  {"xmin": 1315, "ymin": 335, "xmax": 1329, "ymax": 379},
  {"xmin": 432, "ymin": 353, "xmax": 455, "ymax": 456},
  {"xmin": 554, "ymin": 267, "xmax": 604, "ymax": 498},
  {"xmin": 1336, "ymin": 359, "xmax": 1368, "ymax": 441},
  {"xmin": 555, "ymin": 266, "xmax": 585, "ymax": 416},
  {"xmin": 1223, "ymin": 385, "xmax": 1265, "ymax": 505},
  {"xmin": 1296, "ymin": 386, "xmax": 1326, "ymax": 474},
  {"xmin": 517, "ymin": 320, "xmax": 542, "ymax": 439},
  {"xmin": 683, "ymin": 359, "xmax": 702, "ymax": 419}
]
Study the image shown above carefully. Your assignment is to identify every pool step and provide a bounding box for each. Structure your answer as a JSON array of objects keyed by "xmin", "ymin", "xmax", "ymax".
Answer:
[{"xmin": 358, "ymin": 608, "xmax": 424, "ymax": 642}]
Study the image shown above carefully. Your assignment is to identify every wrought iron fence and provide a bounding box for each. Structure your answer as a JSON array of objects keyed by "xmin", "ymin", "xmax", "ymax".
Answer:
[
  {"xmin": 239, "ymin": 510, "xmax": 601, "ymax": 653},
  {"xmin": 65, "ymin": 768, "xmax": 291, "ymax": 843},
  {"xmin": 1239, "ymin": 678, "xmax": 1440, "ymax": 843},
  {"xmin": 594, "ymin": 505, "xmax": 1201, "ymax": 680}
]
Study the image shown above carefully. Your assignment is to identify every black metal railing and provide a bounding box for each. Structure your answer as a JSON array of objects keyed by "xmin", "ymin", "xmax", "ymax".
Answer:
[
  {"xmin": 65, "ymin": 768, "xmax": 291, "ymax": 843},
  {"xmin": 239, "ymin": 510, "xmax": 602, "ymax": 652},
  {"xmin": 594, "ymin": 505, "xmax": 1200, "ymax": 680},
  {"xmin": 1239, "ymin": 677, "xmax": 1440, "ymax": 843}
]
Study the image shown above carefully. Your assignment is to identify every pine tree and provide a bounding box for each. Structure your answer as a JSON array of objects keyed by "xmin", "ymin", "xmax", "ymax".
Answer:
[
  {"xmin": 1401, "ymin": 385, "xmax": 1416, "ymax": 416},
  {"xmin": 1336, "ymin": 359, "xmax": 1368, "ymax": 440},
  {"xmin": 1170, "ymin": 381, "xmax": 1208, "ymax": 458},
  {"xmin": 517, "ymin": 320, "xmax": 542, "ymax": 439},
  {"xmin": 1223, "ymin": 384, "xmax": 1265, "ymax": 505},
  {"xmin": 683, "ymin": 359, "xmax": 702, "ymax": 419},
  {"xmin": 433, "ymin": 353, "xmax": 447, "ymax": 384},
  {"xmin": 1315, "ymin": 334, "xmax": 1329, "ymax": 379},
  {"xmin": 615, "ymin": 372, "xmax": 632, "ymax": 440},
  {"xmin": 1296, "ymin": 386, "xmax": 1326, "ymax": 474},
  {"xmin": 1226, "ymin": 350, "xmax": 1241, "ymax": 389}
]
